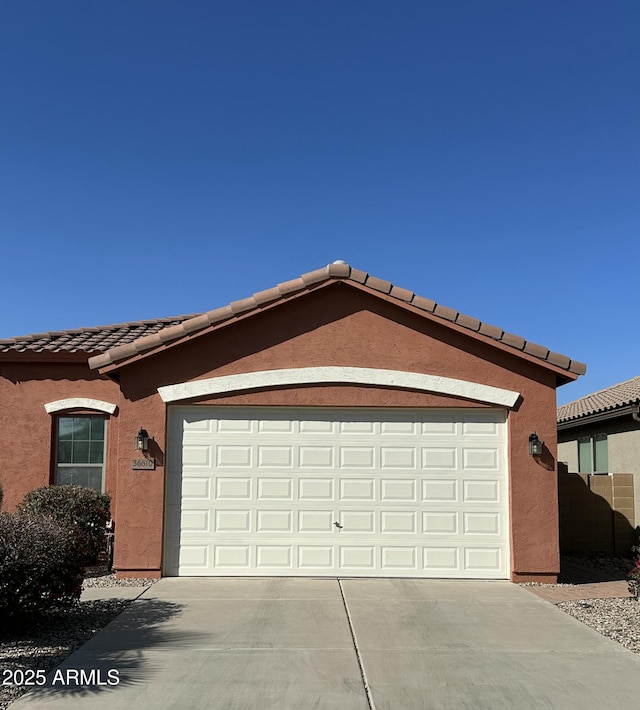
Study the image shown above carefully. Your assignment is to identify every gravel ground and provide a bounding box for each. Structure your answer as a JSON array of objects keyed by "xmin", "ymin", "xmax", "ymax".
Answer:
[
  {"xmin": 1, "ymin": 561, "xmax": 638, "ymax": 708},
  {"xmin": 557, "ymin": 598, "xmax": 640, "ymax": 655},
  {"xmin": 520, "ymin": 556, "xmax": 640, "ymax": 657},
  {"xmin": 0, "ymin": 570, "xmax": 154, "ymax": 710}
]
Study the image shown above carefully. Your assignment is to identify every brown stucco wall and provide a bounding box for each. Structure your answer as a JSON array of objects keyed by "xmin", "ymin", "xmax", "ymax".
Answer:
[
  {"xmin": 0, "ymin": 361, "xmax": 121, "ymax": 512},
  {"xmin": 106, "ymin": 283, "xmax": 561, "ymax": 581}
]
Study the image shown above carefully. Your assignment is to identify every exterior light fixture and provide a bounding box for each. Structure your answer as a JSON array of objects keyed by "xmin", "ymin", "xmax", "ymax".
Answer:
[
  {"xmin": 528, "ymin": 433, "xmax": 543, "ymax": 456},
  {"xmin": 136, "ymin": 428, "xmax": 150, "ymax": 452}
]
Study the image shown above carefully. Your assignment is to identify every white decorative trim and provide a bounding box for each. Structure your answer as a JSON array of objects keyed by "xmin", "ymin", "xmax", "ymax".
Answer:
[
  {"xmin": 44, "ymin": 398, "xmax": 117, "ymax": 415},
  {"xmin": 157, "ymin": 367, "xmax": 520, "ymax": 407}
]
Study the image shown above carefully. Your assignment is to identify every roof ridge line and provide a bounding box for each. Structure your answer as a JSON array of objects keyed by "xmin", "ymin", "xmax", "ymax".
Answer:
[{"xmin": 84, "ymin": 262, "xmax": 586, "ymax": 377}]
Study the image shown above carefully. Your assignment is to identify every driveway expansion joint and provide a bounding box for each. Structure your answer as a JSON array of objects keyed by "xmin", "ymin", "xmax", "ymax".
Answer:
[{"xmin": 338, "ymin": 578, "xmax": 377, "ymax": 710}]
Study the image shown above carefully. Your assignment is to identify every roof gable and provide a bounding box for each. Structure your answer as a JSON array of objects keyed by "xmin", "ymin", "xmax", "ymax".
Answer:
[
  {"xmin": 0, "ymin": 262, "xmax": 586, "ymax": 381},
  {"xmin": 81, "ymin": 262, "xmax": 585, "ymax": 381}
]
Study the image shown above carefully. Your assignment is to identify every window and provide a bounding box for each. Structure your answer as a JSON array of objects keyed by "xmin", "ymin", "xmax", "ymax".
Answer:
[
  {"xmin": 55, "ymin": 416, "xmax": 106, "ymax": 491},
  {"xmin": 578, "ymin": 434, "xmax": 608, "ymax": 474}
]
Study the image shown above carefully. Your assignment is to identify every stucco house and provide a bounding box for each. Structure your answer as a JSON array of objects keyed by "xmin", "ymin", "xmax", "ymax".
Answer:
[
  {"xmin": 0, "ymin": 262, "xmax": 585, "ymax": 582},
  {"xmin": 558, "ymin": 375, "xmax": 640, "ymax": 519}
]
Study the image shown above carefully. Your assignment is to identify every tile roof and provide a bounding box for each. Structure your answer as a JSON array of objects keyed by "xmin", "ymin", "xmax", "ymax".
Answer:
[
  {"xmin": 0, "ymin": 315, "xmax": 199, "ymax": 354},
  {"xmin": 557, "ymin": 375, "xmax": 640, "ymax": 423},
  {"xmin": 89, "ymin": 262, "xmax": 585, "ymax": 376},
  {"xmin": 0, "ymin": 262, "xmax": 586, "ymax": 379}
]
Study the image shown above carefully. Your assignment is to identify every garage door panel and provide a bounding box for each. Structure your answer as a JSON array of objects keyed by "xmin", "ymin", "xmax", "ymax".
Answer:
[
  {"xmin": 465, "ymin": 547, "xmax": 502, "ymax": 572},
  {"xmin": 257, "ymin": 477, "xmax": 293, "ymax": 499},
  {"xmin": 217, "ymin": 445, "xmax": 252, "ymax": 467},
  {"xmin": 299, "ymin": 446, "xmax": 334, "ymax": 468},
  {"xmin": 422, "ymin": 448, "xmax": 457, "ymax": 469},
  {"xmin": 298, "ymin": 510, "xmax": 335, "ymax": 533},
  {"xmin": 299, "ymin": 419, "xmax": 335, "ymax": 433},
  {"xmin": 423, "ymin": 547, "xmax": 459, "ymax": 571},
  {"xmin": 380, "ymin": 447, "xmax": 416, "ymax": 469},
  {"xmin": 215, "ymin": 545, "xmax": 251, "ymax": 568},
  {"xmin": 165, "ymin": 407, "xmax": 509, "ymax": 578},
  {"xmin": 422, "ymin": 511, "xmax": 458, "ymax": 534},
  {"xmin": 258, "ymin": 445, "xmax": 294, "ymax": 468},
  {"xmin": 215, "ymin": 510, "xmax": 251, "ymax": 532},
  {"xmin": 463, "ymin": 479, "xmax": 500, "ymax": 502},
  {"xmin": 215, "ymin": 477, "xmax": 252, "ymax": 499},
  {"xmin": 182, "ymin": 476, "xmax": 211, "ymax": 499},
  {"xmin": 340, "ymin": 510, "xmax": 376, "ymax": 533},
  {"xmin": 256, "ymin": 546, "xmax": 293, "ymax": 568},
  {"xmin": 299, "ymin": 546, "xmax": 334, "ymax": 568},
  {"xmin": 381, "ymin": 547, "xmax": 418, "ymax": 569},
  {"xmin": 381, "ymin": 511, "xmax": 416, "ymax": 534},
  {"xmin": 340, "ymin": 478, "xmax": 376, "ymax": 500},
  {"xmin": 181, "ymin": 509, "xmax": 211, "ymax": 533},
  {"xmin": 381, "ymin": 478, "xmax": 417, "ymax": 501},
  {"xmin": 340, "ymin": 546, "xmax": 376, "ymax": 568},
  {"xmin": 462, "ymin": 448, "xmax": 500, "ymax": 470},
  {"xmin": 299, "ymin": 478, "xmax": 335, "ymax": 499},
  {"xmin": 422, "ymin": 479, "xmax": 458, "ymax": 502}
]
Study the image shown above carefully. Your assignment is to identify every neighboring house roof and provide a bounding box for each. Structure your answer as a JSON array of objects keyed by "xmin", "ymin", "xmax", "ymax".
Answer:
[
  {"xmin": 0, "ymin": 262, "xmax": 586, "ymax": 380},
  {"xmin": 557, "ymin": 375, "xmax": 640, "ymax": 425},
  {"xmin": 0, "ymin": 315, "xmax": 198, "ymax": 354}
]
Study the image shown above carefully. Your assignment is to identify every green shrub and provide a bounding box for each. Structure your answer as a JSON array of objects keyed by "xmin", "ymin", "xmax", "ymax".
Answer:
[
  {"xmin": 19, "ymin": 485, "xmax": 111, "ymax": 563},
  {"xmin": 0, "ymin": 512, "xmax": 85, "ymax": 623}
]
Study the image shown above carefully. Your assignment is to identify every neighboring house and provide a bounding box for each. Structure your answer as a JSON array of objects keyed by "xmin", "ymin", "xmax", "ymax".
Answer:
[
  {"xmin": 0, "ymin": 262, "xmax": 585, "ymax": 582},
  {"xmin": 557, "ymin": 375, "xmax": 640, "ymax": 517}
]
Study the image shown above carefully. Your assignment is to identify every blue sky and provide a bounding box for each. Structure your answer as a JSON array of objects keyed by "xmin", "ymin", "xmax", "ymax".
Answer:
[{"xmin": 1, "ymin": 1, "xmax": 638, "ymax": 405}]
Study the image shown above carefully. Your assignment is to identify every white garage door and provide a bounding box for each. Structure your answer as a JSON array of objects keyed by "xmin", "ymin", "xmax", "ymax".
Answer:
[{"xmin": 164, "ymin": 407, "xmax": 510, "ymax": 578}]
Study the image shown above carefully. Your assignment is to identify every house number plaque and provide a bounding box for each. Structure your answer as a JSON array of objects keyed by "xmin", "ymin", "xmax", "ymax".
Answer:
[{"xmin": 132, "ymin": 458, "xmax": 156, "ymax": 470}]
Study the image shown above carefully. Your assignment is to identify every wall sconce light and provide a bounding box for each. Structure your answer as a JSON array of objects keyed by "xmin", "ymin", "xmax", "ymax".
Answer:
[
  {"xmin": 529, "ymin": 433, "xmax": 543, "ymax": 456},
  {"xmin": 136, "ymin": 428, "xmax": 150, "ymax": 452}
]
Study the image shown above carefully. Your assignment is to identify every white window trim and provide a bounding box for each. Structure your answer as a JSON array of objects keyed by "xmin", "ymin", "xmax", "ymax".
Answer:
[
  {"xmin": 157, "ymin": 367, "xmax": 520, "ymax": 407},
  {"xmin": 44, "ymin": 398, "xmax": 117, "ymax": 415},
  {"xmin": 54, "ymin": 415, "xmax": 108, "ymax": 492}
]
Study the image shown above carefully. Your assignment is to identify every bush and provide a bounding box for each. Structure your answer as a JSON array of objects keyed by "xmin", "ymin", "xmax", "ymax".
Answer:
[
  {"xmin": 19, "ymin": 485, "xmax": 111, "ymax": 563},
  {"xmin": 0, "ymin": 512, "xmax": 85, "ymax": 623}
]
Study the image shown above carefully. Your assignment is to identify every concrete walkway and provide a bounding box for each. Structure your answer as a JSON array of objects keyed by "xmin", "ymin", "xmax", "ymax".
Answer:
[{"xmin": 11, "ymin": 578, "xmax": 640, "ymax": 710}]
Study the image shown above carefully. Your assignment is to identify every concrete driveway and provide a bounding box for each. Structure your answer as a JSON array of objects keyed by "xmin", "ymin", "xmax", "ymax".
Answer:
[{"xmin": 12, "ymin": 578, "xmax": 640, "ymax": 709}]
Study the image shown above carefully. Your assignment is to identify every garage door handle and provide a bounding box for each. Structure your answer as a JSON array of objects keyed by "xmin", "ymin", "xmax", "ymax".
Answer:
[{"xmin": 333, "ymin": 521, "xmax": 343, "ymax": 529}]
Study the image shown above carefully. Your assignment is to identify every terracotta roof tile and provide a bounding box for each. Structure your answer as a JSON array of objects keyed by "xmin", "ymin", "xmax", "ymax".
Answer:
[
  {"xmin": 500, "ymin": 332, "xmax": 526, "ymax": 350},
  {"xmin": 364, "ymin": 274, "xmax": 393, "ymax": 294},
  {"xmin": 411, "ymin": 295, "xmax": 437, "ymax": 313},
  {"xmin": 455, "ymin": 313, "xmax": 481, "ymax": 331},
  {"xmin": 349, "ymin": 268, "xmax": 368, "ymax": 284},
  {"xmin": 301, "ymin": 268, "xmax": 329, "ymax": 286},
  {"xmin": 229, "ymin": 297, "xmax": 257, "ymax": 316},
  {"xmin": 0, "ymin": 315, "xmax": 199, "ymax": 355},
  {"xmin": 557, "ymin": 375, "xmax": 640, "ymax": 423},
  {"xmin": 252, "ymin": 286, "xmax": 282, "ymax": 306},
  {"xmin": 523, "ymin": 341, "xmax": 549, "ymax": 359},
  {"xmin": 478, "ymin": 322, "xmax": 504, "ymax": 340},
  {"xmin": 569, "ymin": 360, "xmax": 587, "ymax": 376},
  {"xmin": 327, "ymin": 262, "xmax": 351, "ymax": 278},
  {"xmin": 389, "ymin": 285, "xmax": 414, "ymax": 303},
  {"xmin": 0, "ymin": 262, "xmax": 585, "ymax": 379},
  {"xmin": 276, "ymin": 278, "xmax": 305, "ymax": 295},
  {"xmin": 546, "ymin": 351, "xmax": 571, "ymax": 370},
  {"xmin": 434, "ymin": 304, "xmax": 458, "ymax": 322}
]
